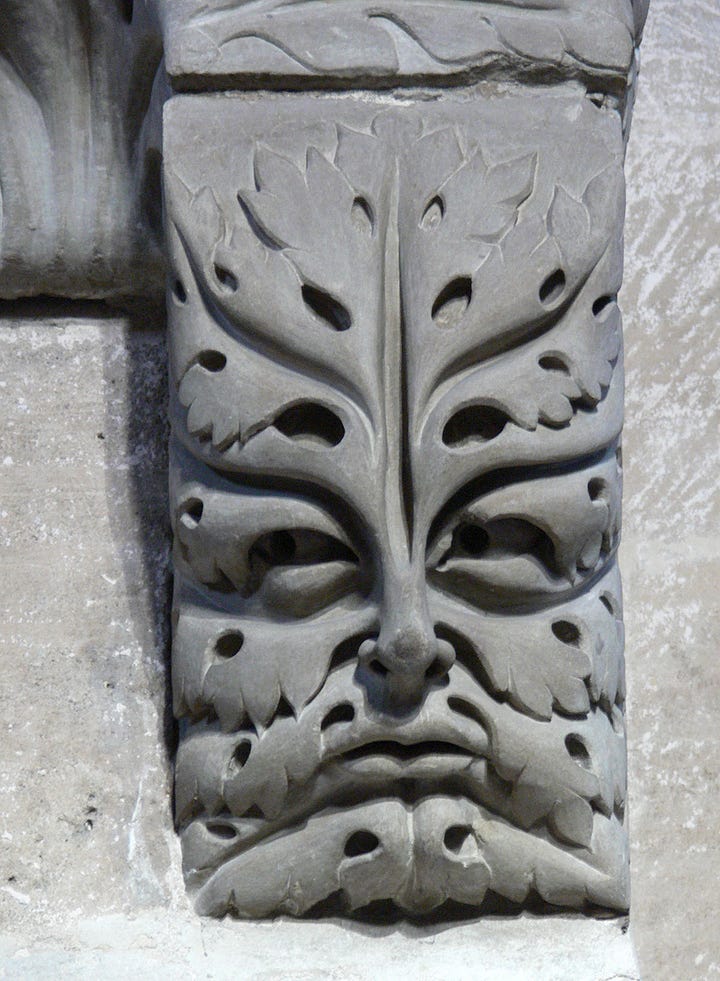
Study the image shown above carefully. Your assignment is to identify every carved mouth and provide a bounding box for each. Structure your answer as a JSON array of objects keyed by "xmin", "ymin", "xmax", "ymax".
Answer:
[{"xmin": 341, "ymin": 740, "xmax": 476, "ymax": 763}]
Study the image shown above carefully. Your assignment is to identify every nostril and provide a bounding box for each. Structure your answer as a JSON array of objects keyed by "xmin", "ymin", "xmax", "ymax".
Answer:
[
  {"xmin": 425, "ymin": 657, "xmax": 447, "ymax": 680},
  {"xmin": 358, "ymin": 639, "xmax": 390, "ymax": 678},
  {"xmin": 369, "ymin": 658, "xmax": 390, "ymax": 678}
]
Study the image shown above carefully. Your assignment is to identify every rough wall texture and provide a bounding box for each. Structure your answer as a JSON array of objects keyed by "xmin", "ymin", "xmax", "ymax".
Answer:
[
  {"xmin": 0, "ymin": 0, "xmax": 717, "ymax": 976},
  {"xmin": 622, "ymin": 0, "xmax": 720, "ymax": 976}
]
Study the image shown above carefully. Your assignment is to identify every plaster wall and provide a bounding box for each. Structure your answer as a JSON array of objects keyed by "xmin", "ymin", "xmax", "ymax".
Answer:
[{"xmin": 0, "ymin": 0, "xmax": 717, "ymax": 976}]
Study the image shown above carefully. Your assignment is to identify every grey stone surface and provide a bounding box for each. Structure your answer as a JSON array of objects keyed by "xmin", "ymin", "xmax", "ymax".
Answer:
[
  {"xmin": 160, "ymin": 0, "xmax": 647, "ymax": 90},
  {"xmin": 0, "ymin": 308, "xmax": 173, "ymax": 929},
  {"xmin": 0, "ymin": 911, "xmax": 639, "ymax": 980},
  {"xmin": 0, "ymin": 3, "xmax": 164, "ymax": 299},
  {"xmin": 0, "ymin": 0, "xmax": 717, "ymax": 975},
  {"xmin": 165, "ymin": 89, "xmax": 629, "ymax": 918},
  {"xmin": 621, "ymin": 0, "xmax": 720, "ymax": 977},
  {"xmin": 0, "ymin": 0, "xmax": 649, "ymax": 301}
]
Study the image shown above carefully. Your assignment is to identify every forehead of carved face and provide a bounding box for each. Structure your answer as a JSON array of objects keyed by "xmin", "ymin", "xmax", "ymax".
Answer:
[{"xmin": 166, "ymin": 92, "xmax": 628, "ymax": 918}]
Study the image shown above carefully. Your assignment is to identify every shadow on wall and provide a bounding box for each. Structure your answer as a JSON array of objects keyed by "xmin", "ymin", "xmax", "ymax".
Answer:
[{"xmin": 100, "ymin": 298, "xmax": 177, "ymax": 770}]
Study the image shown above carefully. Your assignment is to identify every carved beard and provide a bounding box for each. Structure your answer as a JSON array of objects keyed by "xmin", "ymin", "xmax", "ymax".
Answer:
[{"xmin": 165, "ymin": 92, "xmax": 629, "ymax": 919}]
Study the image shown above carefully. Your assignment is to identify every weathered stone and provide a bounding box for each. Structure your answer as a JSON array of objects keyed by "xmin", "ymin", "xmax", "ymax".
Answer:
[{"xmin": 0, "ymin": 307, "xmax": 639, "ymax": 977}]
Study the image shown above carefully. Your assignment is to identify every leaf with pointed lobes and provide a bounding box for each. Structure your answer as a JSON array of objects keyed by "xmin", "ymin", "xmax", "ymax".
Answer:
[
  {"xmin": 173, "ymin": 597, "xmax": 376, "ymax": 734},
  {"xmin": 431, "ymin": 591, "xmax": 592, "ymax": 721}
]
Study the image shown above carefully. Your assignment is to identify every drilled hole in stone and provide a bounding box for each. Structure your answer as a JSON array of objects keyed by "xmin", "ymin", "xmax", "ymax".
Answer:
[
  {"xmin": 214, "ymin": 264, "xmax": 238, "ymax": 292},
  {"xmin": 539, "ymin": 268, "xmax": 566, "ymax": 305},
  {"xmin": 266, "ymin": 531, "xmax": 297, "ymax": 564},
  {"xmin": 179, "ymin": 498, "xmax": 203, "ymax": 528},
  {"xmin": 565, "ymin": 734, "xmax": 591, "ymax": 769},
  {"xmin": 302, "ymin": 284, "xmax": 351, "ymax": 331},
  {"xmin": 206, "ymin": 822, "xmax": 237, "ymax": 840},
  {"xmin": 344, "ymin": 830, "xmax": 380, "ymax": 858},
  {"xmin": 592, "ymin": 294, "xmax": 616, "ymax": 317},
  {"xmin": 233, "ymin": 739, "xmax": 252, "ymax": 767},
  {"xmin": 432, "ymin": 277, "xmax": 472, "ymax": 328},
  {"xmin": 456, "ymin": 523, "xmax": 490, "ymax": 557},
  {"xmin": 444, "ymin": 825, "xmax": 474, "ymax": 854},
  {"xmin": 552, "ymin": 620, "xmax": 581, "ymax": 646},
  {"xmin": 421, "ymin": 195, "xmax": 445, "ymax": 229},
  {"xmin": 321, "ymin": 703, "xmax": 356, "ymax": 731},
  {"xmin": 443, "ymin": 405, "xmax": 509, "ymax": 446},
  {"xmin": 274, "ymin": 403, "xmax": 345, "ymax": 447},
  {"xmin": 197, "ymin": 350, "xmax": 227, "ymax": 372},
  {"xmin": 588, "ymin": 478, "xmax": 607, "ymax": 501},
  {"xmin": 215, "ymin": 631, "xmax": 244, "ymax": 659},
  {"xmin": 539, "ymin": 355, "xmax": 570, "ymax": 374},
  {"xmin": 173, "ymin": 279, "xmax": 187, "ymax": 304}
]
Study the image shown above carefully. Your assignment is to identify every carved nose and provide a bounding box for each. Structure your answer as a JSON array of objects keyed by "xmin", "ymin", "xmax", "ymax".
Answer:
[{"xmin": 358, "ymin": 621, "xmax": 455, "ymax": 710}]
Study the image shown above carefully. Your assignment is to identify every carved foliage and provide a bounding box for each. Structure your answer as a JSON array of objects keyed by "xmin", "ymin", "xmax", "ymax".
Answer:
[
  {"xmin": 166, "ymin": 91, "xmax": 628, "ymax": 917},
  {"xmin": 161, "ymin": 0, "xmax": 644, "ymax": 86}
]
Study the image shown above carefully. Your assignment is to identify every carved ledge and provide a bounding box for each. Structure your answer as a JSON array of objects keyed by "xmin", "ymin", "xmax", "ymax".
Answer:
[{"xmin": 159, "ymin": 0, "xmax": 648, "ymax": 91}]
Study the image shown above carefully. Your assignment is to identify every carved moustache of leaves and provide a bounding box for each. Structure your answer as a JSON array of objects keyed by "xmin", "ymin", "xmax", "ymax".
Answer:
[
  {"xmin": 165, "ymin": 93, "xmax": 629, "ymax": 915},
  {"xmin": 175, "ymin": 631, "xmax": 627, "ymax": 912}
]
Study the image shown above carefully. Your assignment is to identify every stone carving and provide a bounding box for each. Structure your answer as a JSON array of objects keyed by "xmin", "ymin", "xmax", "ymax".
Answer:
[
  {"xmin": 166, "ymin": 90, "xmax": 630, "ymax": 917},
  {"xmin": 0, "ymin": 0, "xmax": 647, "ymax": 926},
  {"xmin": 161, "ymin": 0, "xmax": 648, "ymax": 93},
  {"xmin": 0, "ymin": 1, "xmax": 163, "ymax": 299}
]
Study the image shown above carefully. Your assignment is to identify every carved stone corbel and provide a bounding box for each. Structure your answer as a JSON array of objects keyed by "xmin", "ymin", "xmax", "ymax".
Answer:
[{"xmin": 162, "ymin": 1, "xmax": 647, "ymax": 918}]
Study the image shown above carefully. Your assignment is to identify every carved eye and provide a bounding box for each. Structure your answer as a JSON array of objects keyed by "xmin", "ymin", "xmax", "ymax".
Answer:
[
  {"xmin": 247, "ymin": 529, "xmax": 363, "ymax": 617},
  {"xmin": 438, "ymin": 518, "xmax": 556, "ymax": 570},
  {"xmin": 250, "ymin": 529, "xmax": 356, "ymax": 570},
  {"xmin": 429, "ymin": 516, "xmax": 561, "ymax": 610}
]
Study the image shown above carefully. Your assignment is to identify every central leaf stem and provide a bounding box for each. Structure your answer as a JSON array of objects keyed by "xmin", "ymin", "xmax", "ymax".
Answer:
[{"xmin": 381, "ymin": 155, "xmax": 413, "ymax": 566}]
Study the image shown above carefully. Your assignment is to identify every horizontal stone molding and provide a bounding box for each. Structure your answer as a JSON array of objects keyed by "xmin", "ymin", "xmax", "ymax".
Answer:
[{"xmin": 159, "ymin": 0, "xmax": 649, "ymax": 90}]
